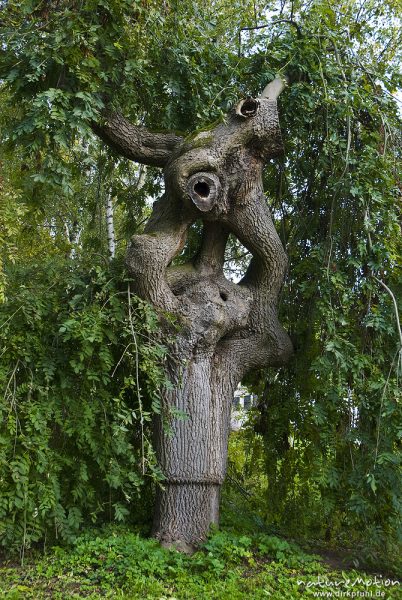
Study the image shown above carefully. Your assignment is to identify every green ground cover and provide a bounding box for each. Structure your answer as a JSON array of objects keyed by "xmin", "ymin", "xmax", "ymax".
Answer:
[{"xmin": 0, "ymin": 526, "xmax": 400, "ymax": 599}]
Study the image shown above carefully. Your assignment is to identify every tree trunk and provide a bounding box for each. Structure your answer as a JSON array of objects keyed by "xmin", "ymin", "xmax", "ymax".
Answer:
[
  {"xmin": 106, "ymin": 192, "xmax": 116, "ymax": 259},
  {"xmin": 152, "ymin": 351, "xmax": 237, "ymax": 549},
  {"xmin": 93, "ymin": 77, "xmax": 293, "ymax": 549}
]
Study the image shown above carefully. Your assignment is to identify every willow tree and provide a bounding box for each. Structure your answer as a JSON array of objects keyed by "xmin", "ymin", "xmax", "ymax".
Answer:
[{"xmin": 92, "ymin": 78, "xmax": 292, "ymax": 549}]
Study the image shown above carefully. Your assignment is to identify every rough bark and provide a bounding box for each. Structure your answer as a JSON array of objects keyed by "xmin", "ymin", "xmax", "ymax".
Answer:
[
  {"xmin": 93, "ymin": 78, "xmax": 292, "ymax": 550},
  {"xmin": 92, "ymin": 111, "xmax": 182, "ymax": 167}
]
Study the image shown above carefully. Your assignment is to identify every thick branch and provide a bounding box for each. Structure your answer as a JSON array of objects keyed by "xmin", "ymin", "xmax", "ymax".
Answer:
[
  {"xmin": 217, "ymin": 190, "xmax": 292, "ymax": 375},
  {"xmin": 92, "ymin": 112, "xmax": 183, "ymax": 167},
  {"xmin": 126, "ymin": 194, "xmax": 188, "ymax": 311},
  {"xmin": 194, "ymin": 223, "xmax": 229, "ymax": 275}
]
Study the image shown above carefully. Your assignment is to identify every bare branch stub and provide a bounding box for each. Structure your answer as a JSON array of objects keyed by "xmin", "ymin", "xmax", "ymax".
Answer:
[{"xmin": 93, "ymin": 79, "xmax": 293, "ymax": 549}]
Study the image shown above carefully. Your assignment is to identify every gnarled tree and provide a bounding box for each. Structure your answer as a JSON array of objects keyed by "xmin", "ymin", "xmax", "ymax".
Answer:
[{"xmin": 93, "ymin": 78, "xmax": 293, "ymax": 550}]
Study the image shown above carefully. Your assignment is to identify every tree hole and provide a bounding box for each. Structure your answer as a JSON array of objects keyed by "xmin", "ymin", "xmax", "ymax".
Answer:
[
  {"xmin": 220, "ymin": 291, "xmax": 228, "ymax": 301},
  {"xmin": 194, "ymin": 180, "xmax": 210, "ymax": 198},
  {"xmin": 240, "ymin": 97, "xmax": 259, "ymax": 117}
]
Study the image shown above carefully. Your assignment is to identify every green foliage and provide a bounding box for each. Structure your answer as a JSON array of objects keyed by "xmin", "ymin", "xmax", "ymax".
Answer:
[
  {"xmin": 0, "ymin": 259, "xmax": 168, "ymax": 551},
  {"xmin": 0, "ymin": 0, "xmax": 252, "ymax": 184},
  {"xmin": 2, "ymin": 526, "xmax": 400, "ymax": 599},
  {"xmin": 0, "ymin": 184, "xmax": 26, "ymax": 302},
  {"xmin": 240, "ymin": 0, "xmax": 402, "ymax": 563},
  {"xmin": 0, "ymin": 0, "xmax": 401, "ymax": 569}
]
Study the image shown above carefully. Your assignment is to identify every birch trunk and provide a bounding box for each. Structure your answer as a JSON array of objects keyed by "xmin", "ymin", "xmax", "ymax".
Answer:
[{"xmin": 106, "ymin": 193, "xmax": 116, "ymax": 259}]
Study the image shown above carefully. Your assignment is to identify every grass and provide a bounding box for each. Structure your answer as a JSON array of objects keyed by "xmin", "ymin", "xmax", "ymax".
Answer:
[{"xmin": 0, "ymin": 526, "xmax": 400, "ymax": 599}]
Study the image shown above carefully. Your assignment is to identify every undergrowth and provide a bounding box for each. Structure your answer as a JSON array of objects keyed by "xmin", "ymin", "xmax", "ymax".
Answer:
[{"xmin": 0, "ymin": 526, "xmax": 400, "ymax": 599}]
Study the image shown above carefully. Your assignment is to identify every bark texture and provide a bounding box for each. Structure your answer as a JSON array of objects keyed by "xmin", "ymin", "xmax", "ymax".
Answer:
[
  {"xmin": 93, "ymin": 79, "xmax": 292, "ymax": 549},
  {"xmin": 92, "ymin": 111, "xmax": 183, "ymax": 167}
]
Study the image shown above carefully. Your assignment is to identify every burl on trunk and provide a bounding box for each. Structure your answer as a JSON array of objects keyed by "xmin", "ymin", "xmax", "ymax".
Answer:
[{"xmin": 93, "ymin": 78, "xmax": 293, "ymax": 551}]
